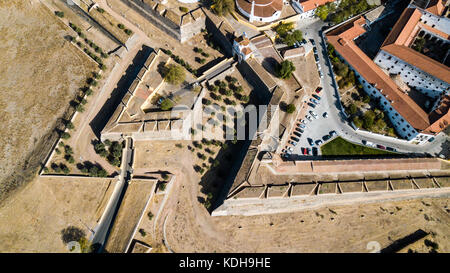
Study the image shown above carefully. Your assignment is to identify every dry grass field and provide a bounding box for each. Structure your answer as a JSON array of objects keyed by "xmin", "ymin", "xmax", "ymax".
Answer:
[
  {"xmin": 0, "ymin": 0, "xmax": 97, "ymax": 201},
  {"xmin": 0, "ymin": 176, "xmax": 116, "ymax": 252}
]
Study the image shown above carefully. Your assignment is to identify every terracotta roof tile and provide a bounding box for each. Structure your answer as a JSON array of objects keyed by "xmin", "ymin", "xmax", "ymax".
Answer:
[
  {"xmin": 327, "ymin": 16, "xmax": 431, "ymax": 130},
  {"xmin": 236, "ymin": 0, "xmax": 283, "ymax": 18},
  {"xmin": 298, "ymin": 0, "xmax": 337, "ymax": 12}
]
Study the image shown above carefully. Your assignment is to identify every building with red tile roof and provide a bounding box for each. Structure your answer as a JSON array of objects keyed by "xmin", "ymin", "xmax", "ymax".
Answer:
[
  {"xmin": 326, "ymin": 10, "xmax": 449, "ymax": 142},
  {"xmin": 374, "ymin": 3, "xmax": 450, "ymax": 101},
  {"xmin": 235, "ymin": 0, "xmax": 284, "ymax": 23},
  {"xmin": 292, "ymin": 0, "xmax": 339, "ymax": 18}
]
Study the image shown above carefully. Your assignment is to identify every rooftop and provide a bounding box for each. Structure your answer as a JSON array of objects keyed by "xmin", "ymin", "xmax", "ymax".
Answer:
[
  {"xmin": 380, "ymin": 7, "xmax": 450, "ymax": 84},
  {"xmin": 327, "ymin": 16, "xmax": 431, "ymax": 131},
  {"xmin": 297, "ymin": 0, "xmax": 337, "ymax": 12},
  {"xmin": 236, "ymin": 0, "xmax": 283, "ymax": 18}
]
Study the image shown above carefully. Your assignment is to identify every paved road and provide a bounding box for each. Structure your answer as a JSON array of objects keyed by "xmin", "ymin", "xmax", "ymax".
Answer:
[
  {"xmin": 284, "ymin": 19, "xmax": 449, "ymax": 158},
  {"xmin": 90, "ymin": 137, "xmax": 134, "ymax": 251}
]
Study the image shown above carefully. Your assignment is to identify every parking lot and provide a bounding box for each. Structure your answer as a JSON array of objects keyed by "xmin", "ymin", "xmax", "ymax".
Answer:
[{"xmin": 282, "ymin": 85, "xmax": 339, "ymax": 158}]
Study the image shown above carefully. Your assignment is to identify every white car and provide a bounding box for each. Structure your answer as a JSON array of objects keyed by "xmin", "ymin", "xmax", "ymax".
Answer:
[
  {"xmin": 309, "ymin": 111, "xmax": 318, "ymax": 119},
  {"xmin": 323, "ymin": 112, "xmax": 328, "ymax": 118}
]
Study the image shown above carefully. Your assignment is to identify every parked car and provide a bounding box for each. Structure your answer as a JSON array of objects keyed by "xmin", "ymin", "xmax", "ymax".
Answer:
[
  {"xmin": 287, "ymin": 146, "xmax": 294, "ymax": 152},
  {"xmin": 293, "ymin": 131, "xmax": 302, "ymax": 138},
  {"xmin": 315, "ymin": 87, "xmax": 322, "ymax": 94},
  {"xmin": 307, "ymin": 102, "xmax": 316, "ymax": 108},
  {"xmin": 291, "ymin": 136, "xmax": 300, "ymax": 142},
  {"xmin": 329, "ymin": 130, "xmax": 337, "ymax": 137},
  {"xmin": 299, "ymin": 124, "xmax": 306, "ymax": 129},
  {"xmin": 309, "ymin": 38, "xmax": 316, "ymax": 45},
  {"xmin": 386, "ymin": 147, "xmax": 397, "ymax": 152},
  {"xmin": 310, "ymin": 98, "xmax": 319, "ymax": 105},
  {"xmin": 307, "ymin": 138, "xmax": 314, "ymax": 146},
  {"xmin": 313, "ymin": 47, "xmax": 318, "ymax": 54},
  {"xmin": 323, "ymin": 134, "xmax": 331, "ymax": 141},
  {"xmin": 288, "ymin": 140, "xmax": 296, "ymax": 146},
  {"xmin": 314, "ymin": 53, "xmax": 319, "ymax": 62},
  {"xmin": 319, "ymin": 70, "xmax": 324, "ymax": 78},
  {"xmin": 306, "ymin": 115, "xmax": 312, "ymax": 121},
  {"xmin": 312, "ymin": 147, "xmax": 318, "ymax": 156},
  {"xmin": 312, "ymin": 94, "xmax": 321, "ymax": 100},
  {"xmin": 316, "ymin": 139, "xmax": 323, "ymax": 146},
  {"xmin": 323, "ymin": 112, "xmax": 329, "ymax": 118},
  {"xmin": 428, "ymin": 137, "xmax": 435, "ymax": 142},
  {"xmin": 376, "ymin": 144, "xmax": 386, "ymax": 150},
  {"xmin": 309, "ymin": 111, "xmax": 318, "ymax": 118},
  {"xmin": 306, "ymin": 148, "xmax": 311, "ymax": 155},
  {"xmin": 296, "ymin": 127, "xmax": 304, "ymax": 133}
]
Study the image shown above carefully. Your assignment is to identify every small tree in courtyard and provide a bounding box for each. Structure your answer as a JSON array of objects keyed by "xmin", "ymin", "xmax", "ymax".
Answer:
[
  {"xmin": 286, "ymin": 104, "xmax": 296, "ymax": 114},
  {"xmin": 276, "ymin": 60, "xmax": 295, "ymax": 79},
  {"xmin": 164, "ymin": 64, "xmax": 185, "ymax": 85}
]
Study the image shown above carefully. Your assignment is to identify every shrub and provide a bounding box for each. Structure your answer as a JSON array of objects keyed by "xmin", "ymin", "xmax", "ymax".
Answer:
[
  {"xmin": 138, "ymin": 229, "xmax": 146, "ymax": 236},
  {"xmin": 147, "ymin": 212, "xmax": 154, "ymax": 220},
  {"xmin": 64, "ymin": 145, "xmax": 73, "ymax": 155},
  {"xmin": 286, "ymin": 104, "xmax": 296, "ymax": 114},
  {"xmin": 97, "ymin": 7, "xmax": 105, "ymax": 13},
  {"xmin": 75, "ymin": 104, "xmax": 85, "ymax": 112},
  {"xmin": 124, "ymin": 29, "xmax": 132, "ymax": 35},
  {"xmin": 55, "ymin": 11, "xmax": 64, "ymax": 18},
  {"xmin": 160, "ymin": 98, "xmax": 174, "ymax": 111},
  {"xmin": 61, "ymin": 132, "xmax": 71, "ymax": 139},
  {"xmin": 118, "ymin": 23, "xmax": 125, "ymax": 29},
  {"xmin": 179, "ymin": 6, "xmax": 189, "ymax": 13}
]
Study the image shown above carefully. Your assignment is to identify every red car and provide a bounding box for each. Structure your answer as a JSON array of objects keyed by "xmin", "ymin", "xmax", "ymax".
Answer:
[
  {"xmin": 376, "ymin": 144, "xmax": 386, "ymax": 150},
  {"xmin": 315, "ymin": 87, "xmax": 322, "ymax": 94},
  {"xmin": 302, "ymin": 148, "xmax": 308, "ymax": 155}
]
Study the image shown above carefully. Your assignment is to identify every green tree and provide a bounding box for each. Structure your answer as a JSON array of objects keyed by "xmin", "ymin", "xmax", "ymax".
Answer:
[
  {"xmin": 273, "ymin": 22, "xmax": 294, "ymax": 37},
  {"xmin": 353, "ymin": 116, "xmax": 363, "ymax": 128},
  {"xmin": 286, "ymin": 103, "xmax": 296, "ymax": 114},
  {"xmin": 212, "ymin": 0, "xmax": 235, "ymax": 17},
  {"xmin": 315, "ymin": 4, "xmax": 330, "ymax": 20},
  {"xmin": 276, "ymin": 60, "xmax": 296, "ymax": 79},
  {"xmin": 362, "ymin": 110, "xmax": 376, "ymax": 129},
  {"xmin": 160, "ymin": 98, "xmax": 174, "ymax": 111},
  {"xmin": 348, "ymin": 103, "xmax": 358, "ymax": 115},
  {"xmin": 164, "ymin": 64, "xmax": 185, "ymax": 85},
  {"xmin": 283, "ymin": 30, "xmax": 303, "ymax": 46}
]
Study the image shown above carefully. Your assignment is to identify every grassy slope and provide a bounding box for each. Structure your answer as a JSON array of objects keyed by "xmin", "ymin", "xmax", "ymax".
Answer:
[{"xmin": 321, "ymin": 137, "xmax": 396, "ymax": 156}]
